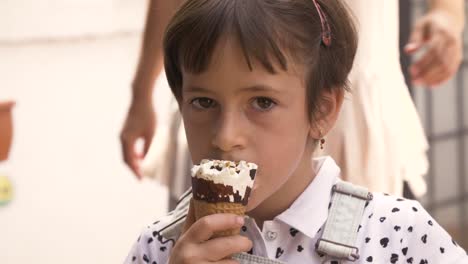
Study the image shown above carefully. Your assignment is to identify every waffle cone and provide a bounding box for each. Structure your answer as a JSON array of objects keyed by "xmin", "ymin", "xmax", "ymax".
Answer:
[{"xmin": 193, "ymin": 199, "xmax": 246, "ymax": 237}]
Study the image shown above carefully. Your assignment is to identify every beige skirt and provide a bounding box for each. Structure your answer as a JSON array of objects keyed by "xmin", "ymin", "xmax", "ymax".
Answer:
[{"xmin": 319, "ymin": 64, "xmax": 428, "ymax": 197}]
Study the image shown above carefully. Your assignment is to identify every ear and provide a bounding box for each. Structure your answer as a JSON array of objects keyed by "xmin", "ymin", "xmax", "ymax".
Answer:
[{"xmin": 309, "ymin": 88, "xmax": 345, "ymax": 139}]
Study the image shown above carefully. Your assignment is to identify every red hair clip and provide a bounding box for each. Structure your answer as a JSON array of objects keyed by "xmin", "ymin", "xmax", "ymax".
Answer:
[{"xmin": 312, "ymin": 0, "xmax": 331, "ymax": 47}]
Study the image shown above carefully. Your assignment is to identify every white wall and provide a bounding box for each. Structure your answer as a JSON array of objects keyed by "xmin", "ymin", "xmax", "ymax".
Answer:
[
  {"xmin": 0, "ymin": 1, "xmax": 168, "ymax": 263},
  {"xmin": 0, "ymin": 0, "xmax": 145, "ymax": 40}
]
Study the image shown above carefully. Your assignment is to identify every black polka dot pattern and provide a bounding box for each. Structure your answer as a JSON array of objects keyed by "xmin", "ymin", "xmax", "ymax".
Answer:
[
  {"xmin": 421, "ymin": 234, "xmax": 428, "ymax": 244},
  {"xmin": 289, "ymin": 228, "xmax": 299, "ymax": 237},
  {"xmin": 390, "ymin": 253, "xmax": 399, "ymax": 263},
  {"xmin": 380, "ymin": 237, "xmax": 390, "ymax": 248},
  {"xmin": 349, "ymin": 193, "xmax": 467, "ymax": 264},
  {"xmin": 402, "ymin": 247, "xmax": 408, "ymax": 256},
  {"xmin": 276, "ymin": 247, "xmax": 284, "ymax": 258},
  {"xmin": 297, "ymin": 245, "xmax": 304, "ymax": 252},
  {"xmin": 124, "ymin": 188, "xmax": 468, "ymax": 263}
]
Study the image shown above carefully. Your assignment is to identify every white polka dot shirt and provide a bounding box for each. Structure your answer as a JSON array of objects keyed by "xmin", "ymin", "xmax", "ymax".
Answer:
[{"xmin": 125, "ymin": 157, "xmax": 467, "ymax": 263}]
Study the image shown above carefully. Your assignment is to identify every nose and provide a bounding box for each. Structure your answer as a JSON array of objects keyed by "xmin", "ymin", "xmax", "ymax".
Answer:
[{"xmin": 211, "ymin": 109, "xmax": 247, "ymax": 152}]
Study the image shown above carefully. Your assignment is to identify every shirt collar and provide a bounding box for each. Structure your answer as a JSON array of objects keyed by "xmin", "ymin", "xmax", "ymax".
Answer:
[{"xmin": 275, "ymin": 156, "xmax": 340, "ymax": 238}]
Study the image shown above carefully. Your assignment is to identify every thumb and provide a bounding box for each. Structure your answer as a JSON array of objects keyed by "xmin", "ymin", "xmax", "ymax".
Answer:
[{"xmin": 405, "ymin": 19, "xmax": 429, "ymax": 54}]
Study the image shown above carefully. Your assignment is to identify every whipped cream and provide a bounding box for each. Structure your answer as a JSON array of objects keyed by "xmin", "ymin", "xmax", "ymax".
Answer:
[{"xmin": 191, "ymin": 159, "xmax": 257, "ymax": 200}]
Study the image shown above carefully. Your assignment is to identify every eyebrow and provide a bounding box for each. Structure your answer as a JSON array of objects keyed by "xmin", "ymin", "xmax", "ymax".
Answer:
[{"xmin": 185, "ymin": 84, "xmax": 282, "ymax": 94}]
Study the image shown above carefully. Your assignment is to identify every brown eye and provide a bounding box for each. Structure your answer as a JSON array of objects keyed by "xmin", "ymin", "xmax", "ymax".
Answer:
[
  {"xmin": 252, "ymin": 97, "xmax": 276, "ymax": 111},
  {"xmin": 191, "ymin": 98, "xmax": 216, "ymax": 109}
]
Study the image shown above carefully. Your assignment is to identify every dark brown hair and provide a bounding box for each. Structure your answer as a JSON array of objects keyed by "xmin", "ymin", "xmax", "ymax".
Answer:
[{"xmin": 163, "ymin": 0, "xmax": 357, "ymax": 122}]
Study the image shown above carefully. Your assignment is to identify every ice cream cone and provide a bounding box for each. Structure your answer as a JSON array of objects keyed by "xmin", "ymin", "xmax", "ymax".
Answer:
[
  {"xmin": 193, "ymin": 199, "xmax": 246, "ymax": 237},
  {"xmin": 190, "ymin": 159, "xmax": 257, "ymax": 238}
]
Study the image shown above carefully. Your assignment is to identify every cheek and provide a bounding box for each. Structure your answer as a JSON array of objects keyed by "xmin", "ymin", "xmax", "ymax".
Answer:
[
  {"xmin": 182, "ymin": 117, "xmax": 212, "ymax": 163},
  {"xmin": 246, "ymin": 125, "xmax": 309, "ymax": 209}
]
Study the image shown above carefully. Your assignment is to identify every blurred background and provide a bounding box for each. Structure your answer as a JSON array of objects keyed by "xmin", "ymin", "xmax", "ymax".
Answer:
[
  {"xmin": 0, "ymin": 0, "xmax": 467, "ymax": 263},
  {"xmin": 403, "ymin": 0, "xmax": 468, "ymax": 249},
  {"xmin": 0, "ymin": 0, "xmax": 167, "ymax": 263}
]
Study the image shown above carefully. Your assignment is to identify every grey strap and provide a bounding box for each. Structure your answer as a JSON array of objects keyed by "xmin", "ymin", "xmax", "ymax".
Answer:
[
  {"xmin": 315, "ymin": 181, "xmax": 372, "ymax": 261},
  {"xmin": 232, "ymin": 253, "xmax": 286, "ymax": 264},
  {"xmin": 159, "ymin": 188, "xmax": 192, "ymax": 238}
]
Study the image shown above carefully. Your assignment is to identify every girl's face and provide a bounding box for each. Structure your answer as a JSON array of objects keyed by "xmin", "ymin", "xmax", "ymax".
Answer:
[{"xmin": 180, "ymin": 38, "xmax": 320, "ymax": 213}]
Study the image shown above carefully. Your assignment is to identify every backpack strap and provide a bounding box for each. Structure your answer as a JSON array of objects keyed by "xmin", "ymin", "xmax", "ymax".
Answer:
[
  {"xmin": 158, "ymin": 188, "xmax": 192, "ymax": 239},
  {"xmin": 315, "ymin": 181, "xmax": 373, "ymax": 261},
  {"xmin": 232, "ymin": 253, "xmax": 286, "ymax": 264}
]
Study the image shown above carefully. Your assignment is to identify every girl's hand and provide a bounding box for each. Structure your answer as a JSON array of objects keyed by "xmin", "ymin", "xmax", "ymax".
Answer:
[
  {"xmin": 169, "ymin": 200, "xmax": 252, "ymax": 264},
  {"xmin": 405, "ymin": 10, "xmax": 463, "ymax": 87}
]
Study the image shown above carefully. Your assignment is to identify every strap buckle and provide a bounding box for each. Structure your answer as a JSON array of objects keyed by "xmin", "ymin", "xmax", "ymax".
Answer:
[
  {"xmin": 315, "ymin": 238, "xmax": 360, "ymax": 261},
  {"xmin": 331, "ymin": 185, "xmax": 373, "ymax": 201}
]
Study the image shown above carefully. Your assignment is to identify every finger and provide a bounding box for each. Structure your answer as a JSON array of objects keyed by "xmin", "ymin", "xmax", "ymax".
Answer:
[
  {"xmin": 410, "ymin": 43, "xmax": 438, "ymax": 82},
  {"xmin": 185, "ymin": 213, "xmax": 245, "ymax": 243},
  {"xmin": 130, "ymin": 159, "xmax": 142, "ymax": 179},
  {"xmin": 431, "ymin": 40, "xmax": 463, "ymax": 83},
  {"xmin": 412, "ymin": 38, "xmax": 456, "ymax": 86},
  {"xmin": 405, "ymin": 42, "xmax": 423, "ymax": 55},
  {"xmin": 405, "ymin": 19, "xmax": 429, "ymax": 54},
  {"xmin": 121, "ymin": 134, "xmax": 142, "ymax": 179},
  {"xmin": 201, "ymin": 235, "xmax": 252, "ymax": 262},
  {"xmin": 416, "ymin": 49, "xmax": 452, "ymax": 86},
  {"xmin": 417, "ymin": 66, "xmax": 450, "ymax": 87},
  {"xmin": 0, "ymin": 100, "xmax": 15, "ymax": 110},
  {"xmin": 421, "ymin": 55, "xmax": 460, "ymax": 87}
]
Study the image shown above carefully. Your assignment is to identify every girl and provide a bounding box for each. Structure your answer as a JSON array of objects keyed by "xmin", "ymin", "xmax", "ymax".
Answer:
[{"xmin": 125, "ymin": 0, "xmax": 467, "ymax": 263}]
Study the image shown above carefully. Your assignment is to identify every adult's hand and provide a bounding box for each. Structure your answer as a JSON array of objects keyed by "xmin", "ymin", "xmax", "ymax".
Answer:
[
  {"xmin": 120, "ymin": 99, "xmax": 156, "ymax": 179},
  {"xmin": 405, "ymin": 10, "xmax": 463, "ymax": 87}
]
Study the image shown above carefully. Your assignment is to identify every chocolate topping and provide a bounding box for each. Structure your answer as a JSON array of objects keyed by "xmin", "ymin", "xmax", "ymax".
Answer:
[
  {"xmin": 192, "ymin": 177, "xmax": 252, "ymax": 205},
  {"xmin": 249, "ymin": 169, "xmax": 257, "ymax": 180}
]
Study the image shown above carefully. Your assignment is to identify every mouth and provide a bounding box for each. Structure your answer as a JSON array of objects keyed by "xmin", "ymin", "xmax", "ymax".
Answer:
[
  {"xmin": 210, "ymin": 153, "xmax": 253, "ymax": 163},
  {"xmin": 219, "ymin": 157, "xmax": 247, "ymax": 163}
]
